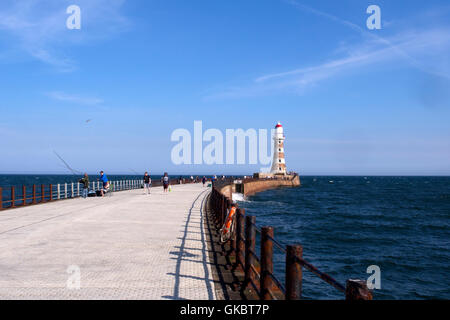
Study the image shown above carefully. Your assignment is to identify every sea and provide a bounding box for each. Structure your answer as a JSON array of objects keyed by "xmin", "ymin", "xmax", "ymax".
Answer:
[
  {"xmin": 1, "ymin": 174, "xmax": 449, "ymax": 299},
  {"xmin": 237, "ymin": 176, "xmax": 450, "ymax": 300}
]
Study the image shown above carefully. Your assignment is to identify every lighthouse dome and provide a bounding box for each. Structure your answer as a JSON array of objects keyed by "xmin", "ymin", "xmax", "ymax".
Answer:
[{"xmin": 275, "ymin": 122, "xmax": 283, "ymax": 135}]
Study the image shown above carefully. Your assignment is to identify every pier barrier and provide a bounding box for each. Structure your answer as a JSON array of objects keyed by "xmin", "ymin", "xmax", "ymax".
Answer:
[
  {"xmin": 209, "ymin": 182, "xmax": 372, "ymax": 300},
  {"xmin": 0, "ymin": 177, "xmax": 198, "ymax": 210}
]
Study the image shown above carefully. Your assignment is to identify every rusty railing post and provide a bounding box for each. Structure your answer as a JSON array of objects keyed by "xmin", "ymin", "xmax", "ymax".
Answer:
[
  {"xmin": 49, "ymin": 184, "xmax": 53, "ymax": 201},
  {"xmin": 22, "ymin": 185, "xmax": 26, "ymax": 206},
  {"xmin": 0, "ymin": 187, "xmax": 3, "ymax": 211},
  {"xmin": 32, "ymin": 185, "xmax": 36, "ymax": 204},
  {"xmin": 234, "ymin": 208, "xmax": 246, "ymax": 271},
  {"xmin": 11, "ymin": 186, "xmax": 15, "ymax": 208},
  {"xmin": 244, "ymin": 215, "xmax": 256, "ymax": 289},
  {"xmin": 41, "ymin": 184, "xmax": 45, "ymax": 203},
  {"xmin": 345, "ymin": 280, "xmax": 373, "ymax": 300},
  {"xmin": 286, "ymin": 244, "xmax": 303, "ymax": 300},
  {"xmin": 260, "ymin": 226, "xmax": 274, "ymax": 300}
]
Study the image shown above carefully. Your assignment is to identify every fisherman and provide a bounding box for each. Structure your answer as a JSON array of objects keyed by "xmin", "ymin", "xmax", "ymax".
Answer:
[
  {"xmin": 202, "ymin": 176, "xmax": 206, "ymax": 187},
  {"xmin": 79, "ymin": 173, "xmax": 89, "ymax": 199},
  {"xmin": 143, "ymin": 172, "xmax": 151, "ymax": 195},
  {"xmin": 163, "ymin": 172, "xmax": 170, "ymax": 193},
  {"xmin": 99, "ymin": 171, "xmax": 109, "ymax": 197}
]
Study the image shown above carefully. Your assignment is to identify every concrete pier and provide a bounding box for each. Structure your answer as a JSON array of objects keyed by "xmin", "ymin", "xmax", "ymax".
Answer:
[{"xmin": 0, "ymin": 183, "xmax": 220, "ymax": 300}]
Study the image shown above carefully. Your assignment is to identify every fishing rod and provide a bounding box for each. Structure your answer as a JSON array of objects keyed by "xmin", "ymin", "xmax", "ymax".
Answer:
[
  {"xmin": 53, "ymin": 150, "xmax": 83, "ymax": 176},
  {"xmin": 129, "ymin": 168, "xmax": 140, "ymax": 175}
]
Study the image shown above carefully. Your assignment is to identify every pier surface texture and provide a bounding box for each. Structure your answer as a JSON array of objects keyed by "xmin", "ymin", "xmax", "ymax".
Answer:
[{"xmin": 0, "ymin": 183, "xmax": 221, "ymax": 300}]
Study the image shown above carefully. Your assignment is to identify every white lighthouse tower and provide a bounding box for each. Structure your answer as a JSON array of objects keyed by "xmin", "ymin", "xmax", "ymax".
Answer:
[{"xmin": 270, "ymin": 122, "xmax": 287, "ymax": 175}]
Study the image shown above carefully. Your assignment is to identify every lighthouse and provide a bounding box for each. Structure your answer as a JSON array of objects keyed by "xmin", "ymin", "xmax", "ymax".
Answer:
[{"xmin": 270, "ymin": 122, "xmax": 287, "ymax": 175}]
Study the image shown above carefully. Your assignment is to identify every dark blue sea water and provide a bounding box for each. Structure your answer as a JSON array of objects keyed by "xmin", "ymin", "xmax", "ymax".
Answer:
[{"xmin": 238, "ymin": 176, "xmax": 450, "ymax": 300}]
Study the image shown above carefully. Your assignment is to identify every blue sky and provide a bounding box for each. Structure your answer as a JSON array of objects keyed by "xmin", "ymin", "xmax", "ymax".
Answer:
[{"xmin": 0, "ymin": 0, "xmax": 449, "ymax": 175}]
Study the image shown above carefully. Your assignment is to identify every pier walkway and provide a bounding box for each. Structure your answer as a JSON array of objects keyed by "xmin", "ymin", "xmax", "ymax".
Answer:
[{"xmin": 0, "ymin": 183, "xmax": 220, "ymax": 300}]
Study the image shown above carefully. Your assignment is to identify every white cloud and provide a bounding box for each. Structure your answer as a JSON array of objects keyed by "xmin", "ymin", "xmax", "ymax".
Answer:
[
  {"xmin": 46, "ymin": 91, "xmax": 103, "ymax": 105},
  {"xmin": 0, "ymin": 0, "xmax": 129, "ymax": 71},
  {"xmin": 257, "ymin": 28, "xmax": 450, "ymax": 84},
  {"xmin": 204, "ymin": 11, "xmax": 450, "ymax": 100}
]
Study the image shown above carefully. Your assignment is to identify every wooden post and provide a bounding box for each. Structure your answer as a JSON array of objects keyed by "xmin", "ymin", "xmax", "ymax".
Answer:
[
  {"xmin": 64, "ymin": 183, "xmax": 67, "ymax": 199},
  {"xmin": 260, "ymin": 226, "xmax": 274, "ymax": 300},
  {"xmin": 11, "ymin": 186, "xmax": 15, "ymax": 208},
  {"xmin": 41, "ymin": 185, "xmax": 45, "ymax": 203},
  {"xmin": 235, "ymin": 208, "xmax": 246, "ymax": 271},
  {"xmin": 285, "ymin": 244, "xmax": 303, "ymax": 300},
  {"xmin": 22, "ymin": 185, "xmax": 26, "ymax": 206},
  {"xmin": 71, "ymin": 183, "xmax": 74, "ymax": 198},
  {"xmin": 77, "ymin": 183, "xmax": 80, "ymax": 197},
  {"xmin": 345, "ymin": 280, "xmax": 373, "ymax": 300},
  {"xmin": 244, "ymin": 215, "xmax": 256, "ymax": 289},
  {"xmin": 32, "ymin": 185, "xmax": 36, "ymax": 204},
  {"xmin": 0, "ymin": 187, "xmax": 3, "ymax": 211}
]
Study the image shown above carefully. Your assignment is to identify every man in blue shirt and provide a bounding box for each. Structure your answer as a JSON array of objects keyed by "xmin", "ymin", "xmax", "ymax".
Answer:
[{"xmin": 99, "ymin": 171, "xmax": 109, "ymax": 196}]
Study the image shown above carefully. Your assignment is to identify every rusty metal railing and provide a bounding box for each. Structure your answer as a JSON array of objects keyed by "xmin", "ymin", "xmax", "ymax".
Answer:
[
  {"xmin": 0, "ymin": 177, "xmax": 198, "ymax": 210},
  {"xmin": 209, "ymin": 183, "xmax": 372, "ymax": 300}
]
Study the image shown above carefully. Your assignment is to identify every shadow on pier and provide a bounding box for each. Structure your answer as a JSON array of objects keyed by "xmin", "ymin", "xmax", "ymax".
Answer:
[{"xmin": 163, "ymin": 189, "xmax": 233, "ymax": 300}]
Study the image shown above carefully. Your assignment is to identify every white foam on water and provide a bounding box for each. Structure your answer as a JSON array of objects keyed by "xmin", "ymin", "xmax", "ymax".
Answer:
[{"xmin": 232, "ymin": 193, "xmax": 246, "ymax": 202}]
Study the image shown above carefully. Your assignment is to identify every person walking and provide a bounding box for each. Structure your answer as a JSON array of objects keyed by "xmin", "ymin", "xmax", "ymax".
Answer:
[
  {"xmin": 79, "ymin": 173, "xmax": 89, "ymax": 198},
  {"xmin": 143, "ymin": 172, "xmax": 151, "ymax": 194},
  {"xmin": 163, "ymin": 172, "xmax": 170, "ymax": 193},
  {"xmin": 202, "ymin": 176, "xmax": 206, "ymax": 187}
]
